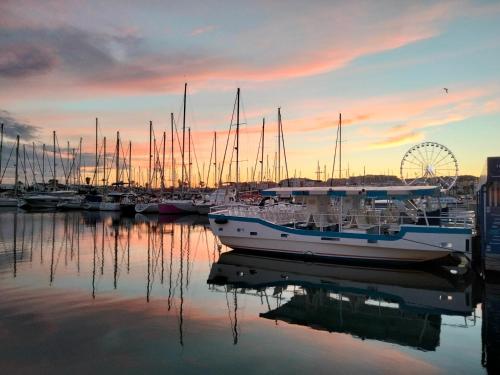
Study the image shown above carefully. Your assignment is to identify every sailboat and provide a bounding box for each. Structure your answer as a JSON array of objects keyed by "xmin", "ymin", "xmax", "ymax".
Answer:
[{"xmin": 158, "ymin": 83, "xmax": 197, "ymax": 214}]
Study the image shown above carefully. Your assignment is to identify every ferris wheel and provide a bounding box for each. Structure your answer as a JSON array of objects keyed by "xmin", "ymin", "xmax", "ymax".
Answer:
[{"xmin": 400, "ymin": 142, "xmax": 458, "ymax": 191}]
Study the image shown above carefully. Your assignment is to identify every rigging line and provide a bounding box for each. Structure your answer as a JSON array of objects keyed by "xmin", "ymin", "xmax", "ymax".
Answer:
[
  {"xmin": 104, "ymin": 147, "xmax": 117, "ymax": 184},
  {"xmin": 25, "ymin": 151, "xmax": 38, "ymax": 186},
  {"xmin": 206, "ymin": 135, "xmax": 215, "ymax": 187},
  {"xmin": 90, "ymin": 144, "xmax": 104, "ymax": 185},
  {"xmin": 172, "ymin": 116, "xmax": 189, "ymax": 185},
  {"xmin": 227, "ymin": 131, "xmax": 238, "ymax": 182},
  {"xmin": 251, "ymin": 125, "xmax": 263, "ymax": 182},
  {"xmin": 219, "ymin": 93, "xmax": 238, "ymax": 185},
  {"xmin": 280, "ymin": 113, "xmax": 290, "ymax": 186},
  {"xmin": 33, "ymin": 146, "xmax": 45, "ymax": 184},
  {"xmin": 0, "ymin": 143, "xmax": 15, "ymax": 183},
  {"xmin": 330, "ymin": 115, "xmax": 341, "ymax": 185},
  {"xmin": 190, "ymin": 133, "xmax": 203, "ymax": 186},
  {"xmin": 55, "ymin": 135, "xmax": 68, "ymax": 180}
]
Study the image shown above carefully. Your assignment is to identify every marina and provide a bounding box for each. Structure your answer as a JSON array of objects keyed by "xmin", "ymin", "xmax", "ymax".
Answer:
[{"xmin": 1, "ymin": 1, "xmax": 499, "ymax": 373}]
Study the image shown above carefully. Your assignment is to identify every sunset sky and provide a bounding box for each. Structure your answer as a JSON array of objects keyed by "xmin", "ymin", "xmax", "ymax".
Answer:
[{"xmin": 1, "ymin": 0, "xmax": 500, "ymax": 185}]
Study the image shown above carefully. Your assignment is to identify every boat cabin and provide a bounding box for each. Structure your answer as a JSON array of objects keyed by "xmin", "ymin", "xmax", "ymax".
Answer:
[{"xmin": 255, "ymin": 185, "xmax": 466, "ymax": 234}]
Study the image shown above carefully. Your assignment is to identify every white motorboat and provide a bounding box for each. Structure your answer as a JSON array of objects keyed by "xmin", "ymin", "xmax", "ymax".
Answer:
[
  {"xmin": 208, "ymin": 186, "xmax": 474, "ymax": 265},
  {"xmin": 19, "ymin": 191, "xmax": 78, "ymax": 210},
  {"xmin": 0, "ymin": 196, "xmax": 18, "ymax": 207},
  {"xmin": 56, "ymin": 196, "xmax": 84, "ymax": 210},
  {"xmin": 193, "ymin": 188, "xmax": 237, "ymax": 215}
]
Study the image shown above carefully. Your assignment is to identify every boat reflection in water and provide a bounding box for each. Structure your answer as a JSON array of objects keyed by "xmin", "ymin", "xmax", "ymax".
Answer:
[{"xmin": 208, "ymin": 251, "xmax": 480, "ymax": 351}]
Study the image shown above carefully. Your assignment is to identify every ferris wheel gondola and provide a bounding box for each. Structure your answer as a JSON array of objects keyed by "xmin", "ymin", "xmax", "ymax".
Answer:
[{"xmin": 400, "ymin": 142, "xmax": 458, "ymax": 191}]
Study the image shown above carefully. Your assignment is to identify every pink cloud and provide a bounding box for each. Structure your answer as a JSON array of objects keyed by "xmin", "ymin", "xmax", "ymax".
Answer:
[{"xmin": 190, "ymin": 25, "xmax": 217, "ymax": 36}]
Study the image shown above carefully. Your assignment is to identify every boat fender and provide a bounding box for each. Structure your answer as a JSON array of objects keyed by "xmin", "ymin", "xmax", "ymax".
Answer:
[{"xmin": 214, "ymin": 218, "xmax": 228, "ymax": 224}]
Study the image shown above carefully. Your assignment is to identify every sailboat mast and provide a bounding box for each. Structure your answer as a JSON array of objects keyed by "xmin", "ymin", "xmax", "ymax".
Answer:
[
  {"xmin": 95, "ymin": 118, "xmax": 98, "ymax": 187},
  {"xmin": 115, "ymin": 131, "xmax": 120, "ymax": 186},
  {"xmin": 32, "ymin": 142, "xmax": 36, "ymax": 187},
  {"xmin": 128, "ymin": 141, "xmax": 132, "ymax": 187},
  {"xmin": 181, "ymin": 83, "xmax": 187, "ymax": 191},
  {"xmin": 103, "ymin": 136, "xmax": 106, "ymax": 188},
  {"xmin": 171, "ymin": 112, "xmax": 174, "ymax": 194},
  {"xmin": 188, "ymin": 127, "xmax": 191, "ymax": 189},
  {"xmin": 78, "ymin": 137, "xmax": 82, "ymax": 186},
  {"xmin": 277, "ymin": 108, "xmax": 281, "ymax": 184},
  {"xmin": 236, "ymin": 88, "xmax": 240, "ymax": 185},
  {"xmin": 339, "ymin": 113, "xmax": 342, "ymax": 180},
  {"xmin": 15, "ymin": 135, "xmax": 19, "ymax": 195},
  {"xmin": 214, "ymin": 131, "xmax": 217, "ymax": 188},
  {"xmin": 162, "ymin": 131, "xmax": 166, "ymax": 191},
  {"xmin": 0, "ymin": 123, "xmax": 3, "ymax": 180},
  {"xmin": 148, "ymin": 120, "xmax": 152, "ymax": 190},
  {"xmin": 261, "ymin": 118, "xmax": 265, "ymax": 183},
  {"xmin": 42, "ymin": 144, "xmax": 45, "ymax": 186},
  {"xmin": 52, "ymin": 131, "xmax": 56, "ymax": 190}
]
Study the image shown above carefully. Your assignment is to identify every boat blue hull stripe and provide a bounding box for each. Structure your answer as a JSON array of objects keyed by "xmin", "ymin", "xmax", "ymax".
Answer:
[{"xmin": 208, "ymin": 214, "xmax": 471, "ymax": 241}]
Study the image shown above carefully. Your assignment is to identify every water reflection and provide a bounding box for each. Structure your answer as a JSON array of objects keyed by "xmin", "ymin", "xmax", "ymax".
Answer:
[
  {"xmin": 0, "ymin": 210, "xmax": 497, "ymax": 373},
  {"xmin": 0, "ymin": 211, "xmax": 216, "ymax": 348},
  {"xmin": 208, "ymin": 251, "xmax": 481, "ymax": 352}
]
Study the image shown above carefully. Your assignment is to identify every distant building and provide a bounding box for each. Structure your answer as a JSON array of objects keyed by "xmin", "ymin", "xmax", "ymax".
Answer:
[{"xmin": 279, "ymin": 178, "xmax": 323, "ymax": 187}]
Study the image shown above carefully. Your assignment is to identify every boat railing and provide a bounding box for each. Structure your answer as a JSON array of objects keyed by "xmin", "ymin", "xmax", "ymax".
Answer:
[{"xmin": 210, "ymin": 204, "xmax": 475, "ymax": 233}]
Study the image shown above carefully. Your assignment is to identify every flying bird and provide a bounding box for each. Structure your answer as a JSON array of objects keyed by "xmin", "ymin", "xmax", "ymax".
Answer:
[{"xmin": 443, "ymin": 88, "xmax": 448, "ymax": 94}]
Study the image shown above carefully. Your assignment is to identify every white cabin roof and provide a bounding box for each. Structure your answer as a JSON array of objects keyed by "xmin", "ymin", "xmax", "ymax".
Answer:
[{"xmin": 262, "ymin": 185, "xmax": 439, "ymax": 199}]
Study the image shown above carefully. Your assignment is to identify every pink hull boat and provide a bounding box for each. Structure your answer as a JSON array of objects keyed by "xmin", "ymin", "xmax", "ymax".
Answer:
[{"xmin": 158, "ymin": 200, "xmax": 197, "ymax": 214}]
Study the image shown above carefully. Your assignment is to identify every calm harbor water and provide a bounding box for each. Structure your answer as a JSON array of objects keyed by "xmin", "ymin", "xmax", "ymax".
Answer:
[{"xmin": 0, "ymin": 210, "xmax": 495, "ymax": 374}]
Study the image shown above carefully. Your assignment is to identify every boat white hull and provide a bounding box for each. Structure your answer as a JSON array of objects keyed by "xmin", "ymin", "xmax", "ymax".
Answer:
[
  {"xmin": 21, "ymin": 196, "xmax": 60, "ymax": 209},
  {"xmin": 0, "ymin": 198, "xmax": 18, "ymax": 207},
  {"xmin": 99, "ymin": 202, "xmax": 121, "ymax": 211},
  {"xmin": 209, "ymin": 216, "xmax": 472, "ymax": 264},
  {"xmin": 83, "ymin": 202, "xmax": 101, "ymax": 211},
  {"xmin": 135, "ymin": 203, "xmax": 159, "ymax": 214}
]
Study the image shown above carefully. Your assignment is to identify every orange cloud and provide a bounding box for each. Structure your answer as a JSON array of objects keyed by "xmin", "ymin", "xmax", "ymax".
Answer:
[{"xmin": 370, "ymin": 131, "xmax": 425, "ymax": 149}]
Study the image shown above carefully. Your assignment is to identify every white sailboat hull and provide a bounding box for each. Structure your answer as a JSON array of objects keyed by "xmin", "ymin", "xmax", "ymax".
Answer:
[
  {"xmin": 0, "ymin": 198, "xmax": 18, "ymax": 207},
  {"xmin": 135, "ymin": 203, "xmax": 159, "ymax": 213},
  {"xmin": 99, "ymin": 202, "xmax": 121, "ymax": 211}
]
